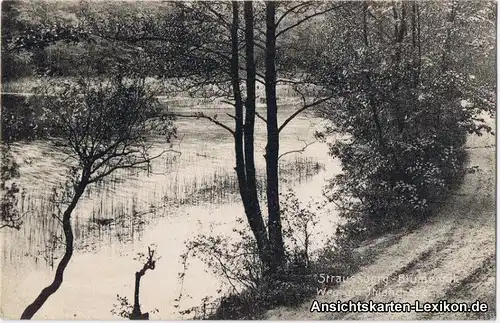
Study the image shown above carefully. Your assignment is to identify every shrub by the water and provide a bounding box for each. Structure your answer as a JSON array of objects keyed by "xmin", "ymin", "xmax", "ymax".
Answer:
[
  {"xmin": 309, "ymin": 2, "xmax": 496, "ymax": 243},
  {"xmin": 178, "ymin": 191, "xmax": 324, "ymax": 319}
]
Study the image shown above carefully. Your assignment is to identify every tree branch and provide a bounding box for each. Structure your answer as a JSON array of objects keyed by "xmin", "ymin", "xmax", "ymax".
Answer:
[
  {"xmin": 199, "ymin": 2, "xmax": 232, "ymax": 30},
  {"xmin": 278, "ymin": 139, "xmax": 316, "ymax": 160},
  {"xmin": 276, "ymin": 2, "xmax": 314, "ymax": 27},
  {"xmin": 255, "ymin": 111, "xmax": 268, "ymax": 123},
  {"xmin": 276, "ymin": 4, "xmax": 345, "ymax": 39},
  {"xmin": 278, "ymin": 96, "xmax": 335, "ymax": 133},
  {"xmin": 169, "ymin": 113, "xmax": 235, "ymax": 135},
  {"xmin": 88, "ymin": 150, "xmax": 167, "ymax": 184},
  {"xmin": 1, "ymin": 211, "xmax": 29, "ymax": 230},
  {"xmin": 221, "ymin": 100, "xmax": 236, "ymax": 107}
]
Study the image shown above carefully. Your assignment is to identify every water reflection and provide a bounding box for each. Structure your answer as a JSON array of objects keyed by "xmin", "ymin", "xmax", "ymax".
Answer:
[{"xmin": 1, "ymin": 105, "xmax": 340, "ymax": 319}]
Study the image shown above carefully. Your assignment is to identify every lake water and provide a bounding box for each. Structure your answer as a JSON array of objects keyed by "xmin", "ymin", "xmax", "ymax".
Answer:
[{"xmin": 0, "ymin": 101, "xmax": 341, "ymax": 319}]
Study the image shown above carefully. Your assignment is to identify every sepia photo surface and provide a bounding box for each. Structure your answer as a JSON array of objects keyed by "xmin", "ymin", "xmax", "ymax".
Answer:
[{"xmin": 0, "ymin": 0, "xmax": 496, "ymax": 320}]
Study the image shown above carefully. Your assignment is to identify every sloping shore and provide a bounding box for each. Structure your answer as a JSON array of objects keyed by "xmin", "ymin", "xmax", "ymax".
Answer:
[{"xmin": 264, "ymin": 121, "xmax": 496, "ymax": 320}]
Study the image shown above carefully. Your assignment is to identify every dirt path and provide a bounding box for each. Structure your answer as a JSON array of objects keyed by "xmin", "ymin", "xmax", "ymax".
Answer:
[{"xmin": 264, "ymin": 125, "xmax": 495, "ymax": 320}]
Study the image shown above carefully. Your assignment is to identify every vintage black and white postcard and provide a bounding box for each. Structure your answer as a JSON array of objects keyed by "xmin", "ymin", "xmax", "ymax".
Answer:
[{"xmin": 0, "ymin": 0, "xmax": 496, "ymax": 320}]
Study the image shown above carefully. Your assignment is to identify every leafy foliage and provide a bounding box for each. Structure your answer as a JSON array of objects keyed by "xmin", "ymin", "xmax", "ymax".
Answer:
[
  {"xmin": 19, "ymin": 72, "xmax": 177, "ymax": 319},
  {"xmin": 0, "ymin": 146, "xmax": 25, "ymax": 230},
  {"xmin": 311, "ymin": 1, "xmax": 495, "ymax": 240},
  {"xmin": 27, "ymin": 76, "xmax": 176, "ymax": 184},
  {"xmin": 177, "ymin": 191, "xmax": 320, "ymax": 319},
  {"xmin": 110, "ymin": 294, "xmax": 134, "ymax": 319},
  {"xmin": 2, "ymin": 0, "xmax": 495, "ymax": 319},
  {"xmin": 110, "ymin": 294, "xmax": 160, "ymax": 319},
  {"xmin": 280, "ymin": 189, "xmax": 321, "ymax": 272},
  {"xmin": 2, "ymin": 93, "xmax": 48, "ymax": 142}
]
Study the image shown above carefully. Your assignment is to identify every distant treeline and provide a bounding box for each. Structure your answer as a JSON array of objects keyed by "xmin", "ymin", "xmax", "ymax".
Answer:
[{"xmin": 2, "ymin": 1, "xmax": 351, "ymax": 82}]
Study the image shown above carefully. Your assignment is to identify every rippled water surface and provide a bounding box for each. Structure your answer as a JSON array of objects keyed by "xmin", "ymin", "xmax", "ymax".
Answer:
[{"xmin": 1, "ymin": 102, "xmax": 341, "ymax": 319}]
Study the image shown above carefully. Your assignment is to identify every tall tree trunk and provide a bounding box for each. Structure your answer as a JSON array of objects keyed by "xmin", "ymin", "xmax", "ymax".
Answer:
[
  {"xmin": 242, "ymin": 0, "xmax": 272, "ymax": 269},
  {"xmin": 392, "ymin": 1, "xmax": 406, "ymax": 134},
  {"xmin": 21, "ymin": 178, "xmax": 88, "ymax": 319},
  {"xmin": 362, "ymin": 1, "xmax": 369, "ymax": 46},
  {"xmin": 362, "ymin": 2, "xmax": 385, "ymax": 151},
  {"xmin": 232, "ymin": 2, "xmax": 249, "ymax": 212},
  {"xmin": 363, "ymin": 2, "xmax": 402, "ymax": 174},
  {"xmin": 410, "ymin": 1, "xmax": 420, "ymax": 137},
  {"xmin": 441, "ymin": 1, "xmax": 457, "ymax": 73},
  {"xmin": 416, "ymin": 2, "xmax": 421, "ymax": 82},
  {"xmin": 264, "ymin": 1, "xmax": 284, "ymax": 272},
  {"xmin": 411, "ymin": 1, "xmax": 420, "ymax": 86},
  {"xmin": 438, "ymin": 2, "xmax": 457, "ymax": 128},
  {"xmin": 235, "ymin": 1, "xmax": 272, "ymax": 270}
]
